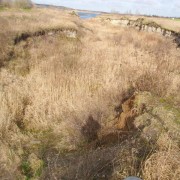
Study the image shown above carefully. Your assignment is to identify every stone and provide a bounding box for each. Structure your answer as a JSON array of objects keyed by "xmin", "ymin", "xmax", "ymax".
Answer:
[
  {"xmin": 156, "ymin": 27, "xmax": 162, "ymax": 34},
  {"xmin": 120, "ymin": 20, "xmax": 129, "ymax": 26},
  {"xmin": 48, "ymin": 31, "xmax": 54, "ymax": 36},
  {"xmin": 147, "ymin": 27, "xmax": 153, "ymax": 32},
  {"xmin": 152, "ymin": 27, "xmax": 156, "ymax": 32},
  {"xmin": 63, "ymin": 30, "xmax": 77, "ymax": 38},
  {"xmin": 111, "ymin": 20, "xmax": 122, "ymax": 26},
  {"xmin": 165, "ymin": 30, "xmax": 172, "ymax": 37}
]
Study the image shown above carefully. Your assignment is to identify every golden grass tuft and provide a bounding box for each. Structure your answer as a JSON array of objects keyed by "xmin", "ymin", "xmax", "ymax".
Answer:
[{"xmin": 143, "ymin": 147, "xmax": 180, "ymax": 180}]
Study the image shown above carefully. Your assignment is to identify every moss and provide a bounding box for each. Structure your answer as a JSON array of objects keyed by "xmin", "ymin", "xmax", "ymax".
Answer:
[
  {"xmin": 21, "ymin": 154, "xmax": 44, "ymax": 179},
  {"xmin": 21, "ymin": 7, "xmax": 32, "ymax": 11},
  {"xmin": 158, "ymin": 97, "xmax": 180, "ymax": 124},
  {"xmin": 21, "ymin": 161, "xmax": 32, "ymax": 179},
  {"xmin": 159, "ymin": 98, "xmax": 166, "ymax": 104},
  {"xmin": 0, "ymin": 6, "xmax": 5, "ymax": 12}
]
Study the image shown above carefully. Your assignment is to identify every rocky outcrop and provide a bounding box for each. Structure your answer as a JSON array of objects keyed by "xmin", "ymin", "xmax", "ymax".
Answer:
[{"xmin": 105, "ymin": 18, "xmax": 180, "ymax": 47}]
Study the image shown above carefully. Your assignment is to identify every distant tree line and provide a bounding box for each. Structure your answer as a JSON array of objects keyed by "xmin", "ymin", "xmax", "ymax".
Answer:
[{"xmin": 0, "ymin": 0, "xmax": 33, "ymax": 8}]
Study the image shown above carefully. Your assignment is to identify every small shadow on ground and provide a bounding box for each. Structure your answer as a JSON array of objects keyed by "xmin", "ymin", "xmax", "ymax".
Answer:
[{"xmin": 81, "ymin": 115, "xmax": 101, "ymax": 142}]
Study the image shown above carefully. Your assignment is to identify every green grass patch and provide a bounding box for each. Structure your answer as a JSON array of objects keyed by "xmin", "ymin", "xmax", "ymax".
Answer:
[
  {"xmin": 0, "ymin": 6, "xmax": 6, "ymax": 12},
  {"xmin": 21, "ymin": 7, "xmax": 32, "ymax": 11},
  {"xmin": 21, "ymin": 158, "xmax": 44, "ymax": 179},
  {"xmin": 174, "ymin": 18, "xmax": 180, "ymax": 21},
  {"xmin": 21, "ymin": 161, "xmax": 32, "ymax": 180},
  {"xmin": 159, "ymin": 97, "xmax": 180, "ymax": 125}
]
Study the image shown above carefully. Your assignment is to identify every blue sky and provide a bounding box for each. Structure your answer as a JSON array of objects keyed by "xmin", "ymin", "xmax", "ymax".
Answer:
[{"xmin": 32, "ymin": 0, "xmax": 180, "ymax": 17}]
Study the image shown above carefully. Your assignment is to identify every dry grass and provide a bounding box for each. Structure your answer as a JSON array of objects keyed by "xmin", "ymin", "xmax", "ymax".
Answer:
[
  {"xmin": 0, "ymin": 0, "xmax": 33, "ymax": 9},
  {"xmin": 0, "ymin": 7, "xmax": 79, "ymax": 66},
  {"xmin": 0, "ymin": 8, "xmax": 180, "ymax": 179},
  {"xmin": 143, "ymin": 133, "xmax": 180, "ymax": 180}
]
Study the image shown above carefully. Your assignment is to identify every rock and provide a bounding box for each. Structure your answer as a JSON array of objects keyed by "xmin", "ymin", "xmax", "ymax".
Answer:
[
  {"xmin": 147, "ymin": 26, "xmax": 153, "ymax": 32},
  {"xmin": 165, "ymin": 30, "xmax": 172, "ymax": 37},
  {"xmin": 156, "ymin": 27, "xmax": 162, "ymax": 34},
  {"xmin": 120, "ymin": 19, "xmax": 129, "ymax": 26},
  {"xmin": 63, "ymin": 30, "xmax": 77, "ymax": 38},
  {"xmin": 111, "ymin": 20, "xmax": 122, "ymax": 26},
  {"xmin": 48, "ymin": 31, "xmax": 54, "ymax": 36},
  {"xmin": 152, "ymin": 26, "xmax": 156, "ymax": 32}
]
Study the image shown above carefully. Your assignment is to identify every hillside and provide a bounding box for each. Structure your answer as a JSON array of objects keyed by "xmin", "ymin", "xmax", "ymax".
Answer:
[{"xmin": 0, "ymin": 7, "xmax": 180, "ymax": 180}]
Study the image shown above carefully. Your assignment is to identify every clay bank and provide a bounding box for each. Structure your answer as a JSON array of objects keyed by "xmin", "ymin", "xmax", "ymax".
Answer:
[{"xmin": 103, "ymin": 17, "xmax": 180, "ymax": 47}]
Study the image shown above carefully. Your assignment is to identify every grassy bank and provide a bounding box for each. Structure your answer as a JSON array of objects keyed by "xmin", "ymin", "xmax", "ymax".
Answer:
[{"xmin": 0, "ymin": 7, "xmax": 180, "ymax": 179}]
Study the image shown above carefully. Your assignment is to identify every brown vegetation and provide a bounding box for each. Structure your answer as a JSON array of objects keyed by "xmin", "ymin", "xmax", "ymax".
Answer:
[
  {"xmin": 0, "ymin": 7, "xmax": 180, "ymax": 179},
  {"xmin": 0, "ymin": 0, "xmax": 33, "ymax": 8}
]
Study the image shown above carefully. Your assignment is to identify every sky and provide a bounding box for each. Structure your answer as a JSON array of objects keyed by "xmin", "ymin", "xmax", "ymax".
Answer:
[{"xmin": 32, "ymin": 0, "xmax": 180, "ymax": 17}]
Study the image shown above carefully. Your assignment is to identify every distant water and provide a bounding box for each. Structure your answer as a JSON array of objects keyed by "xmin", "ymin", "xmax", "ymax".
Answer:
[{"xmin": 78, "ymin": 12, "xmax": 99, "ymax": 19}]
